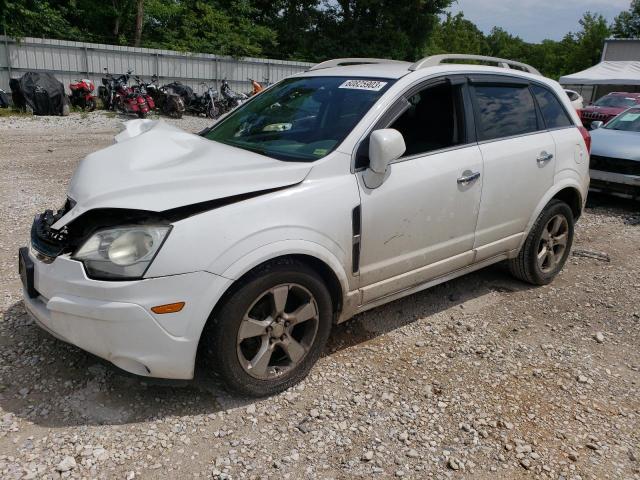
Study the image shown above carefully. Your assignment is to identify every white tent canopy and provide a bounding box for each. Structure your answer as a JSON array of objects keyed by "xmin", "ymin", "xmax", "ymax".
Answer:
[{"xmin": 559, "ymin": 61, "xmax": 640, "ymax": 85}]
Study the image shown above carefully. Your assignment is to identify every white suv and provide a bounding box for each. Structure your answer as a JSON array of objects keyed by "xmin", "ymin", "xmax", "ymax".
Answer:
[{"xmin": 19, "ymin": 55, "xmax": 591, "ymax": 396}]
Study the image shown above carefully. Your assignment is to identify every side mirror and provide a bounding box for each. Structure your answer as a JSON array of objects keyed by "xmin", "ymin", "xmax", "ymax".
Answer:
[
  {"xmin": 363, "ymin": 129, "xmax": 406, "ymax": 188},
  {"xmin": 591, "ymin": 121, "xmax": 603, "ymax": 130}
]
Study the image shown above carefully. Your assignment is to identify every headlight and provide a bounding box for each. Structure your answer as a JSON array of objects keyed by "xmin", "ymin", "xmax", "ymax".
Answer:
[{"xmin": 73, "ymin": 225, "xmax": 171, "ymax": 280}]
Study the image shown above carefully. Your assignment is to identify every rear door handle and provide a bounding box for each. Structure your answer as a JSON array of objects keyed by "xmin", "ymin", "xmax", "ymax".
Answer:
[
  {"xmin": 537, "ymin": 151, "xmax": 554, "ymax": 164},
  {"xmin": 457, "ymin": 171, "xmax": 481, "ymax": 185}
]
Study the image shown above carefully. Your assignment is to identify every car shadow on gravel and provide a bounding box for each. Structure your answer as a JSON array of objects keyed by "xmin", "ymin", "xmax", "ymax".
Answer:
[
  {"xmin": 586, "ymin": 192, "xmax": 640, "ymax": 222},
  {"xmin": 0, "ymin": 264, "xmax": 533, "ymax": 428},
  {"xmin": 326, "ymin": 263, "xmax": 533, "ymax": 353}
]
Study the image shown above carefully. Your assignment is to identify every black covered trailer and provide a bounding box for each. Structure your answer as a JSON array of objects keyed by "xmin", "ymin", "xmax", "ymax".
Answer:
[{"xmin": 9, "ymin": 72, "xmax": 69, "ymax": 116}]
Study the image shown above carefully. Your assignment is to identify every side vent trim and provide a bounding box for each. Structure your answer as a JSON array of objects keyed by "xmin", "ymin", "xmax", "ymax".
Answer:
[{"xmin": 352, "ymin": 206, "xmax": 362, "ymax": 274}]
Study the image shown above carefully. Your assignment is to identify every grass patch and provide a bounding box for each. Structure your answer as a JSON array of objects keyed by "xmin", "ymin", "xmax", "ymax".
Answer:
[{"xmin": 0, "ymin": 108, "xmax": 33, "ymax": 118}]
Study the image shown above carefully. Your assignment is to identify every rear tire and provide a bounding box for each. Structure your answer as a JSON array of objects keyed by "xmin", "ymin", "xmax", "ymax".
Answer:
[
  {"xmin": 202, "ymin": 259, "xmax": 333, "ymax": 397},
  {"xmin": 508, "ymin": 199, "xmax": 574, "ymax": 285}
]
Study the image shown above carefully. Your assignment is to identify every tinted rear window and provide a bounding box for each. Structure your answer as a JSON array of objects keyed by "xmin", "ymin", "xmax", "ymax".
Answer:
[
  {"xmin": 473, "ymin": 85, "xmax": 538, "ymax": 141},
  {"xmin": 532, "ymin": 86, "xmax": 573, "ymax": 129}
]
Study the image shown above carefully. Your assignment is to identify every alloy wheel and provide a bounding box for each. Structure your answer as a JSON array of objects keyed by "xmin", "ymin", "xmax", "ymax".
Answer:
[
  {"xmin": 236, "ymin": 283, "xmax": 319, "ymax": 380},
  {"xmin": 537, "ymin": 214, "xmax": 569, "ymax": 273}
]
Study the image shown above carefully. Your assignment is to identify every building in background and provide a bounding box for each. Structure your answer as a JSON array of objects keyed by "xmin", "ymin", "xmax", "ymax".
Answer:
[{"xmin": 560, "ymin": 38, "xmax": 640, "ymax": 104}]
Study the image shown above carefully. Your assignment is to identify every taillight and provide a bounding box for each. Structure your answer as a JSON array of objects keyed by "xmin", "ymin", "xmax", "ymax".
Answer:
[{"xmin": 578, "ymin": 126, "xmax": 591, "ymax": 154}]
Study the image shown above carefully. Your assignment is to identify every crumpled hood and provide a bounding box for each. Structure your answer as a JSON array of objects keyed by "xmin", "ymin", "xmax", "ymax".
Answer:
[
  {"xmin": 591, "ymin": 127, "xmax": 640, "ymax": 161},
  {"xmin": 55, "ymin": 120, "xmax": 311, "ymax": 228}
]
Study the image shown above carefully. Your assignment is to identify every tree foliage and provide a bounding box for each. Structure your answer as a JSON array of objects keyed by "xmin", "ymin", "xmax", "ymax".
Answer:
[
  {"xmin": 0, "ymin": 0, "xmax": 626, "ymax": 78},
  {"xmin": 612, "ymin": 0, "xmax": 640, "ymax": 37},
  {"xmin": 424, "ymin": 11, "xmax": 611, "ymax": 79}
]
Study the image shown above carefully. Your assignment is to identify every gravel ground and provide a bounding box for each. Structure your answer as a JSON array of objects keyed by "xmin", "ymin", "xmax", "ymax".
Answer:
[{"xmin": 0, "ymin": 112, "xmax": 639, "ymax": 480}]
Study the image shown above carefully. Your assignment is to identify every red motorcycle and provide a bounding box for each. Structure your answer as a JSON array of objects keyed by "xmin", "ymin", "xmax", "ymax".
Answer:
[
  {"xmin": 69, "ymin": 79, "xmax": 97, "ymax": 111},
  {"xmin": 112, "ymin": 70, "xmax": 150, "ymax": 118},
  {"xmin": 132, "ymin": 75, "xmax": 156, "ymax": 113}
]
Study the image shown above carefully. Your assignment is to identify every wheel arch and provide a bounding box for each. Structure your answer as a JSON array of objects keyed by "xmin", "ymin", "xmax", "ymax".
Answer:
[
  {"xmin": 193, "ymin": 251, "xmax": 349, "ymax": 374},
  {"xmin": 551, "ymin": 186, "xmax": 583, "ymax": 220},
  {"xmin": 519, "ymin": 181, "xmax": 585, "ymax": 251}
]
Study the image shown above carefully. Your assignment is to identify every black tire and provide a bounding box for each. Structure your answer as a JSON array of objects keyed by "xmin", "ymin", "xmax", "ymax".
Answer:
[
  {"xmin": 206, "ymin": 102, "xmax": 220, "ymax": 119},
  {"xmin": 137, "ymin": 110, "xmax": 147, "ymax": 119},
  {"xmin": 508, "ymin": 199, "xmax": 574, "ymax": 285},
  {"xmin": 202, "ymin": 259, "xmax": 333, "ymax": 397},
  {"xmin": 86, "ymin": 98, "xmax": 96, "ymax": 112}
]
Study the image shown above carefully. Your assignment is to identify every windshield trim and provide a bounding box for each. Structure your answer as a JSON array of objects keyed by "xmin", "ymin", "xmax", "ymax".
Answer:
[{"xmin": 203, "ymin": 76, "xmax": 396, "ymax": 163}]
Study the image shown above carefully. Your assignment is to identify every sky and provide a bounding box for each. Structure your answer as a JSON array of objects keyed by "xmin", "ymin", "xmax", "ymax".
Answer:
[{"xmin": 449, "ymin": 0, "xmax": 631, "ymax": 43}]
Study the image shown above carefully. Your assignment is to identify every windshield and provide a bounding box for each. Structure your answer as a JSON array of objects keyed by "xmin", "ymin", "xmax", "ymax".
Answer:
[
  {"xmin": 604, "ymin": 108, "xmax": 640, "ymax": 132},
  {"xmin": 594, "ymin": 96, "xmax": 638, "ymax": 108},
  {"xmin": 204, "ymin": 76, "xmax": 394, "ymax": 162}
]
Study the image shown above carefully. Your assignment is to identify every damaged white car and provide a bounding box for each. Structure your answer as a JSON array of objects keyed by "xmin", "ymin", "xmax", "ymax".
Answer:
[{"xmin": 19, "ymin": 55, "xmax": 590, "ymax": 396}]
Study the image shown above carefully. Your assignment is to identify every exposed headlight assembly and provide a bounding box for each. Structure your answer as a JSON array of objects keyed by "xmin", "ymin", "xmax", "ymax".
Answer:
[{"xmin": 73, "ymin": 225, "xmax": 171, "ymax": 280}]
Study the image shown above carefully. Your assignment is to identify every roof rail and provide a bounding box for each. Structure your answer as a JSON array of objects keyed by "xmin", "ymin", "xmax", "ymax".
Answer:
[
  {"xmin": 308, "ymin": 58, "xmax": 408, "ymax": 71},
  {"xmin": 409, "ymin": 54, "xmax": 541, "ymax": 75}
]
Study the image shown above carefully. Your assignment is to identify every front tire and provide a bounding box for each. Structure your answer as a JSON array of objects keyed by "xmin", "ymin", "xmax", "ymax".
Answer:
[
  {"xmin": 508, "ymin": 199, "xmax": 574, "ymax": 285},
  {"xmin": 85, "ymin": 98, "xmax": 96, "ymax": 112},
  {"xmin": 202, "ymin": 259, "xmax": 333, "ymax": 397},
  {"xmin": 206, "ymin": 102, "xmax": 220, "ymax": 119}
]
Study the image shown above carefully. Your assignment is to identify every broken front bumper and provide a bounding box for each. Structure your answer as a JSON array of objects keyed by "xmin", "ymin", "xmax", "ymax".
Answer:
[{"xmin": 20, "ymin": 247, "xmax": 231, "ymax": 379}]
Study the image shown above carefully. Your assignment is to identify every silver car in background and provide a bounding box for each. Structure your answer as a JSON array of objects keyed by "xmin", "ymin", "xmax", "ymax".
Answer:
[{"xmin": 589, "ymin": 107, "xmax": 640, "ymax": 199}]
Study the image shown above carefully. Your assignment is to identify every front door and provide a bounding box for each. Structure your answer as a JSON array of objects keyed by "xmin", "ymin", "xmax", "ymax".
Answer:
[{"xmin": 356, "ymin": 80, "xmax": 483, "ymax": 304}]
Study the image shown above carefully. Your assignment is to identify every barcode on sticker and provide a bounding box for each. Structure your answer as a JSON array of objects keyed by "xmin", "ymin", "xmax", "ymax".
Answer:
[{"xmin": 339, "ymin": 80, "xmax": 388, "ymax": 91}]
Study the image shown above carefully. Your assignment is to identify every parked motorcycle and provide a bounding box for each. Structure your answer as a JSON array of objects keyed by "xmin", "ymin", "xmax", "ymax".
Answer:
[
  {"xmin": 185, "ymin": 82, "xmax": 220, "ymax": 118},
  {"xmin": 69, "ymin": 78, "xmax": 97, "ymax": 111},
  {"xmin": 0, "ymin": 88, "xmax": 9, "ymax": 108},
  {"xmin": 99, "ymin": 68, "xmax": 150, "ymax": 118},
  {"xmin": 218, "ymin": 79, "xmax": 248, "ymax": 116},
  {"xmin": 145, "ymin": 75, "xmax": 185, "ymax": 119},
  {"xmin": 98, "ymin": 68, "xmax": 124, "ymax": 110},
  {"xmin": 131, "ymin": 74, "xmax": 156, "ymax": 112}
]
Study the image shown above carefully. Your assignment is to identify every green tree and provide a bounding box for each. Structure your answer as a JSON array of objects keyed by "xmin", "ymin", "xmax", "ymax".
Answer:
[
  {"xmin": 1, "ymin": 0, "xmax": 73, "ymax": 38},
  {"xmin": 143, "ymin": 0, "xmax": 276, "ymax": 57},
  {"xmin": 425, "ymin": 12, "xmax": 488, "ymax": 56},
  {"xmin": 612, "ymin": 0, "xmax": 640, "ymax": 37},
  {"xmin": 565, "ymin": 12, "xmax": 611, "ymax": 73},
  {"xmin": 307, "ymin": 0, "xmax": 454, "ymax": 62}
]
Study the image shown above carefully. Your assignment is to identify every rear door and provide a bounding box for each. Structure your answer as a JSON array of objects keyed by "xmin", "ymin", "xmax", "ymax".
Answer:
[
  {"xmin": 470, "ymin": 79, "xmax": 556, "ymax": 260},
  {"xmin": 531, "ymin": 84, "xmax": 586, "ymax": 179}
]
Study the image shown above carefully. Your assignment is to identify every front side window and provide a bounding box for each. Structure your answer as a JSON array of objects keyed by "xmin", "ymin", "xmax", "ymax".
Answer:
[
  {"xmin": 388, "ymin": 82, "xmax": 466, "ymax": 157},
  {"xmin": 532, "ymin": 85, "xmax": 573, "ymax": 129},
  {"xmin": 594, "ymin": 95, "xmax": 638, "ymax": 108},
  {"xmin": 473, "ymin": 85, "xmax": 539, "ymax": 141},
  {"xmin": 604, "ymin": 108, "xmax": 640, "ymax": 132},
  {"xmin": 205, "ymin": 76, "xmax": 394, "ymax": 162}
]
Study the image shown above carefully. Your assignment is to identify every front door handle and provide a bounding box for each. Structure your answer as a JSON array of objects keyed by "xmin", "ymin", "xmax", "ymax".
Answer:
[
  {"xmin": 457, "ymin": 171, "xmax": 481, "ymax": 186},
  {"xmin": 537, "ymin": 151, "xmax": 554, "ymax": 164}
]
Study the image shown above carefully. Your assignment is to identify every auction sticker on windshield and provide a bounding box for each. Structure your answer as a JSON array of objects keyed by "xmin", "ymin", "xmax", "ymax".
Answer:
[{"xmin": 339, "ymin": 80, "xmax": 388, "ymax": 91}]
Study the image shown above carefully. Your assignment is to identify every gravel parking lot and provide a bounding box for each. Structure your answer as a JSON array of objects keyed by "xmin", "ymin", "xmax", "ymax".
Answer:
[{"xmin": 0, "ymin": 112, "xmax": 639, "ymax": 480}]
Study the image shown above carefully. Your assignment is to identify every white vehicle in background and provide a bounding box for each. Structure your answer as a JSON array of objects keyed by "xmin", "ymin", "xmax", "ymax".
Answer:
[
  {"xmin": 20, "ymin": 54, "xmax": 591, "ymax": 397},
  {"xmin": 565, "ymin": 89, "xmax": 584, "ymax": 110}
]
